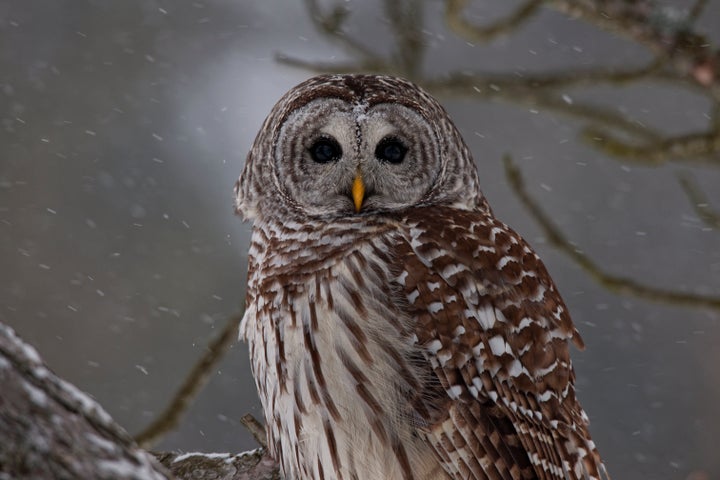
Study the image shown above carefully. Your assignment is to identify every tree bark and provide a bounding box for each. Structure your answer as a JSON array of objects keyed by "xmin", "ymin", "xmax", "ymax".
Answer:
[{"xmin": 0, "ymin": 322, "xmax": 279, "ymax": 480}]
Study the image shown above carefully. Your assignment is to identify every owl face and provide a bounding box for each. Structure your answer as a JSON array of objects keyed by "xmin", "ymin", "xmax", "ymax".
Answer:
[
  {"xmin": 275, "ymin": 98, "xmax": 442, "ymax": 217},
  {"xmin": 236, "ymin": 75, "xmax": 488, "ymax": 221}
]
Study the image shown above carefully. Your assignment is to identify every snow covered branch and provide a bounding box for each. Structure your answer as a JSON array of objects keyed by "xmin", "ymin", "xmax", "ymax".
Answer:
[{"xmin": 0, "ymin": 321, "xmax": 280, "ymax": 480}]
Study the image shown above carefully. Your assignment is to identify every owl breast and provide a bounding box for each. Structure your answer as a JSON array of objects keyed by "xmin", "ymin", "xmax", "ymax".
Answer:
[{"xmin": 241, "ymin": 223, "xmax": 448, "ymax": 480}]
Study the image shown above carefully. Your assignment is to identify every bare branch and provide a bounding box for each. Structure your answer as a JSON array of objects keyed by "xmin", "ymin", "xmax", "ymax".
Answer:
[
  {"xmin": 710, "ymin": 102, "xmax": 720, "ymax": 131},
  {"xmin": 303, "ymin": 0, "xmax": 381, "ymax": 61},
  {"xmin": 687, "ymin": 0, "xmax": 710, "ymax": 24},
  {"xmin": 503, "ymin": 155, "xmax": 720, "ymax": 310},
  {"xmin": 0, "ymin": 322, "xmax": 173, "ymax": 479},
  {"xmin": 444, "ymin": 0, "xmax": 544, "ymax": 43},
  {"xmin": 678, "ymin": 171, "xmax": 720, "ymax": 229},
  {"xmin": 0, "ymin": 320, "xmax": 281, "ymax": 480},
  {"xmin": 425, "ymin": 74, "xmax": 663, "ymax": 141},
  {"xmin": 545, "ymin": 0, "xmax": 720, "ymax": 96},
  {"xmin": 583, "ymin": 127, "xmax": 720, "ymax": 165},
  {"xmin": 241, "ymin": 414, "xmax": 268, "ymax": 449},
  {"xmin": 385, "ymin": 0, "xmax": 426, "ymax": 79},
  {"xmin": 135, "ymin": 312, "xmax": 244, "ymax": 448}
]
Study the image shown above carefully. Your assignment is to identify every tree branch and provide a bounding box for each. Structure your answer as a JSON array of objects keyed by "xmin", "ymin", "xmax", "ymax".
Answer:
[
  {"xmin": 156, "ymin": 450, "xmax": 280, "ymax": 480},
  {"xmin": 677, "ymin": 171, "xmax": 720, "ymax": 229},
  {"xmin": 545, "ymin": 0, "xmax": 720, "ymax": 95},
  {"xmin": 444, "ymin": 0, "xmax": 544, "ymax": 43},
  {"xmin": 135, "ymin": 312, "xmax": 244, "ymax": 449},
  {"xmin": 0, "ymin": 322, "xmax": 172, "ymax": 479},
  {"xmin": 0, "ymin": 321, "xmax": 280, "ymax": 480},
  {"xmin": 503, "ymin": 155, "xmax": 720, "ymax": 310}
]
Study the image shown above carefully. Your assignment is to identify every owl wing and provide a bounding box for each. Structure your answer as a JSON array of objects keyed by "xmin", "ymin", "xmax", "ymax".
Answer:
[{"xmin": 396, "ymin": 206, "xmax": 608, "ymax": 480}]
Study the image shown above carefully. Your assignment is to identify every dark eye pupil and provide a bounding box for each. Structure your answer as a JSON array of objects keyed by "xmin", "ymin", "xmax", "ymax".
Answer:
[
  {"xmin": 310, "ymin": 138, "xmax": 342, "ymax": 163},
  {"xmin": 376, "ymin": 137, "xmax": 407, "ymax": 164}
]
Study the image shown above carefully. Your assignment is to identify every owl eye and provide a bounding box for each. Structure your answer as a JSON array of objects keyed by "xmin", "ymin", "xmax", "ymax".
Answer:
[
  {"xmin": 375, "ymin": 137, "xmax": 407, "ymax": 164},
  {"xmin": 309, "ymin": 137, "xmax": 342, "ymax": 163}
]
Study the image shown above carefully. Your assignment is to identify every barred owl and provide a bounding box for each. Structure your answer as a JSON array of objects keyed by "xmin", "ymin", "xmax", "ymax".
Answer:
[{"xmin": 235, "ymin": 74, "xmax": 609, "ymax": 480}]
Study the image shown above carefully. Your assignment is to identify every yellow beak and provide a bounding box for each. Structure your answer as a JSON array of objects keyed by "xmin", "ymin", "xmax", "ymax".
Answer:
[{"xmin": 352, "ymin": 174, "xmax": 365, "ymax": 213}]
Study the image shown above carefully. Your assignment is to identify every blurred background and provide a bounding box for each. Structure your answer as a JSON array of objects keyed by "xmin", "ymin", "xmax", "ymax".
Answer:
[{"xmin": 2, "ymin": 1, "xmax": 719, "ymax": 478}]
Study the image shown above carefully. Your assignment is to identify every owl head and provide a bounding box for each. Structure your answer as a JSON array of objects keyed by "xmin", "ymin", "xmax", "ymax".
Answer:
[{"xmin": 235, "ymin": 74, "xmax": 488, "ymax": 221}]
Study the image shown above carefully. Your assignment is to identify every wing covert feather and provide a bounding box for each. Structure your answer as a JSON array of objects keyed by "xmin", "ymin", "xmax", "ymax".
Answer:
[{"xmin": 393, "ymin": 206, "xmax": 607, "ymax": 480}]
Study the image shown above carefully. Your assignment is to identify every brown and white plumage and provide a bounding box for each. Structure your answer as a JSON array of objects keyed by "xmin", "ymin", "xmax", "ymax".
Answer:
[{"xmin": 235, "ymin": 74, "xmax": 609, "ymax": 480}]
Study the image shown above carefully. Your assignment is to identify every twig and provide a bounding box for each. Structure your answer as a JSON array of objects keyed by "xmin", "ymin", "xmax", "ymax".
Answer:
[
  {"xmin": 677, "ymin": 171, "xmax": 720, "ymax": 229},
  {"xmin": 384, "ymin": 0, "xmax": 426, "ymax": 79},
  {"xmin": 241, "ymin": 414, "xmax": 267, "ymax": 449},
  {"xmin": 426, "ymin": 76, "xmax": 663, "ymax": 142},
  {"xmin": 427, "ymin": 58, "xmax": 671, "ymax": 92},
  {"xmin": 583, "ymin": 126, "xmax": 720, "ymax": 164},
  {"xmin": 503, "ymin": 155, "xmax": 720, "ymax": 310},
  {"xmin": 710, "ymin": 102, "xmax": 720, "ymax": 131},
  {"xmin": 545, "ymin": 0, "xmax": 720, "ymax": 97},
  {"xmin": 444, "ymin": 0, "xmax": 544, "ymax": 43},
  {"xmin": 303, "ymin": 0, "xmax": 380, "ymax": 61},
  {"xmin": 687, "ymin": 0, "xmax": 710, "ymax": 25},
  {"xmin": 135, "ymin": 312, "xmax": 244, "ymax": 448}
]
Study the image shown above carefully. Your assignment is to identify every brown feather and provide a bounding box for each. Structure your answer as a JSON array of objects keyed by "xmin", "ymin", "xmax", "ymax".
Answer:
[{"xmin": 397, "ymin": 206, "xmax": 606, "ymax": 479}]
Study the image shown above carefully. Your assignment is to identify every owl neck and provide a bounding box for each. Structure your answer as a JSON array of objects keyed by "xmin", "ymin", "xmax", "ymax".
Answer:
[{"xmin": 248, "ymin": 210, "xmax": 397, "ymax": 276}]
